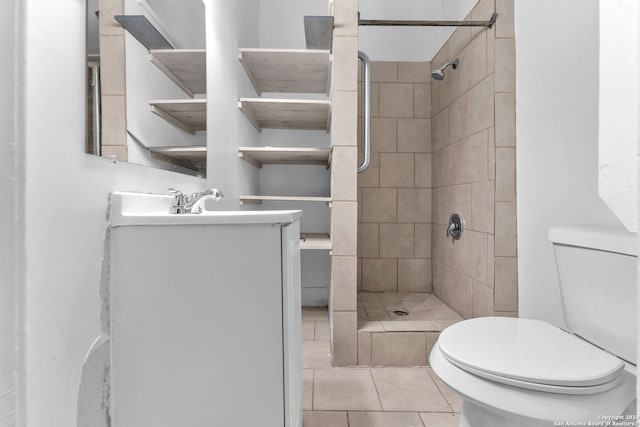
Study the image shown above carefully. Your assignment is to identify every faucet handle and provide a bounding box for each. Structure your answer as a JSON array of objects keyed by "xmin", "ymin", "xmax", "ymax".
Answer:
[{"xmin": 168, "ymin": 188, "xmax": 187, "ymax": 214}]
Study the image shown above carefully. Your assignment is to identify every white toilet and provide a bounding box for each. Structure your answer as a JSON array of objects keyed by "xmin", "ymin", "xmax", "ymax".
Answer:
[{"xmin": 430, "ymin": 225, "xmax": 637, "ymax": 427}]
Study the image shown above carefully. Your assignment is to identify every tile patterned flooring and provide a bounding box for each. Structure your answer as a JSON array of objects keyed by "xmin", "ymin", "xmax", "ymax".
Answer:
[{"xmin": 302, "ymin": 307, "xmax": 463, "ymax": 427}]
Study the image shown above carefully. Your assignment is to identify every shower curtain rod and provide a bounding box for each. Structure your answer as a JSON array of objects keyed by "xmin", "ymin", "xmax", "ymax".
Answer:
[{"xmin": 359, "ymin": 12, "xmax": 497, "ymax": 28}]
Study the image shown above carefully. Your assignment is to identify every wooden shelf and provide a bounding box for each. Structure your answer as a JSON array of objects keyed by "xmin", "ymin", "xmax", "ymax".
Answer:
[
  {"xmin": 150, "ymin": 49, "xmax": 206, "ymax": 97},
  {"xmin": 300, "ymin": 233, "xmax": 332, "ymax": 250},
  {"xmin": 149, "ymin": 146, "xmax": 206, "ymax": 173},
  {"xmin": 239, "ymin": 195, "xmax": 332, "ymax": 205},
  {"xmin": 149, "ymin": 99, "xmax": 206, "ymax": 134},
  {"xmin": 239, "ymin": 48, "xmax": 331, "ymax": 95},
  {"xmin": 238, "ymin": 146, "xmax": 331, "ymax": 168},
  {"xmin": 238, "ymin": 98, "xmax": 331, "ymax": 132}
]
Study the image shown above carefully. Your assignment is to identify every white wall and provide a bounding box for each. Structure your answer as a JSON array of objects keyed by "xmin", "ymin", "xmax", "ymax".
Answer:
[
  {"xmin": 358, "ymin": 0, "xmax": 477, "ymax": 61},
  {"xmin": 18, "ymin": 1, "xmax": 204, "ymax": 425},
  {"xmin": 205, "ymin": 0, "xmax": 260, "ymax": 208},
  {"xmin": 515, "ymin": 0, "xmax": 622, "ymax": 327},
  {"xmin": 259, "ymin": 0, "xmax": 329, "ymax": 49}
]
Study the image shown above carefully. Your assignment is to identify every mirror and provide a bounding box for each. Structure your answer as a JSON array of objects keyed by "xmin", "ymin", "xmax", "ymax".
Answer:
[{"xmin": 86, "ymin": 0, "xmax": 207, "ymax": 176}]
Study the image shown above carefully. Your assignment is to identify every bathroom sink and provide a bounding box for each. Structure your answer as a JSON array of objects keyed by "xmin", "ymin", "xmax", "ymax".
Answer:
[{"xmin": 110, "ymin": 191, "xmax": 302, "ymax": 226}]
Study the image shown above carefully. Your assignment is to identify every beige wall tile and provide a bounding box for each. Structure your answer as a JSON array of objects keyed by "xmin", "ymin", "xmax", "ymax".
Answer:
[
  {"xmin": 333, "ymin": 36, "xmax": 358, "ymax": 91},
  {"xmin": 332, "ymin": 256, "xmax": 358, "ymax": 311},
  {"xmin": 431, "ymin": 108, "xmax": 450, "ymax": 153},
  {"xmin": 471, "ymin": 0, "xmax": 495, "ymax": 38},
  {"xmin": 370, "ymin": 83, "xmax": 379, "ymax": 117},
  {"xmin": 488, "ymin": 127, "xmax": 496, "ymax": 180},
  {"xmin": 459, "ymin": 32, "xmax": 487, "ymax": 92},
  {"xmin": 448, "ymin": 27, "xmax": 472, "ymax": 58},
  {"xmin": 379, "ymin": 83, "xmax": 414, "ymax": 118},
  {"xmin": 361, "ymin": 188, "xmax": 397, "ymax": 222},
  {"xmin": 495, "ymin": 38, "xmax": 516, "ymax": 92},
  {"xmin": 303, "ymin": 340, "xmax": 332, "ymax": 369},
  {"xmin": 448, "ymin": 91, "xmax": 472, "ymax": 143},
  {"xmin": 380, "ymin": 224, "xmax": 415, "ymax": 258},
  {"xmin": 398, "ymin": 62, "xmax": 431, "ymax": 83},
  {"xmin": 332, "ymin": 201, "xmax": 358, "ymax": 256},
  {"xmin": 380, "ymin": 153, "xmax": 414, "ymax": 188},
  {"xmin": 456, "ymin": 230, "xmax": 488, "ymax": 285},
  {"xmin": 333, "ymin": 0, "xmax": 358, "ymax": 36},
  {"xmin": 357, "ymin": 331, "xmax": 372, "ymax": 365},
  {"xmin": 398, "ymin": 259, "xmax": 432, "ymax": 293},
  {"xmin": 459, "ymin": 131, "xmax": 488, "ymax": 184},
  {"xmin": 362, "ymin": 259, "xmax": 398, "ymax": 292},
  {"xmin": 431, "ymin": 78, "xmax": 441, "ymax": 116},
  {"xmin": 449, "ymin": 270, "xmax": 472, "ymax": 319},
  {"xmin": 438, "ymin": 63, "xmax": 461, "ymax": 108},
  {"xmin": 371, "ymin": 118, "xmax": 397, "ymax": 152},
  {"xmin": 358, "ymin": 223, "xmax": 379, "ymax": 258},
  {"xmin": 495, "ymin": 257, "xmax": 518, "ymax": 311},
  {"xmin": 332, "ymin": 311, "xmax": 358, "ymax": 366},
  {"xmin": 487, "ymin": 235, "xmax": 495, "ymax": 288},
  {"xmin": 496, "ymin": 0, "xmax": 515, "ymax": 38},
  {"xmin": 471, "ymin": 74, "xmax": 495, "ymax": 134},
  {"xmin": 371, "ymin": 332, "xmax": 427, "ymax": 366},
  {"xmin": 414, "ymin": 153, "xmax": 432, "ymax": 188},
  {"xmin": 415, "ymin": 224, "xmax": 431, "ymax": 258},
  {"xmin": 432, "ymin": 184, "xmax": 472, "ymax": 226},
  {"xmin": 487, "ymin": 25, "xmax": 496, "ymax": 75},
  {"xmin": 398, "ymin": 118, "xmax": 431, "ymax": 153},
  {"xmin": 472, "ymin": 281, "xmax": 494, "ymax": 317},
  {"xmin": 99, "ymin": 0, "xmax": 124, "ymax": 36},
  {"xmin": 426, "ymin": 333, "xmax": 440, "ymax": 365},
  {"xmin": 495, "ymin": 92, "xmax": 516, "ymax": 146},
  {"xmin": 100, "ymin": 35, "xmax": 126, "ymax": 95},
  {"xmin": 101, "ymin": 145, "xmax": 127, "ymax": 161},
  {"xmin": 471, "ymin": 181, "xmax": 495, "ymax": 233},
  {"xmin": 357, "ymin": 258, "xmax": 362, "ymax": 290},
  {"xmin": 414, "ymin": 84, "xmax": 432, "ymax": 119},
  {"xmin": 101, "ymin": 95, "xmax": 126, "ymax": 146},
  {"xmin": 495, "ymin": 201, "xmax": 517, "ymax": 256},
  {"xmin": 357, "ymin": 187, "xmax": 362, "ymax": 221},
  {"xmin": 432, "ymin": 259, "xmax": 450, "ymax": 304},
  {"xmin": 332, "ymin": 90, "xmax": 358, "ymax": 147},
  {"xmin": 332, "ymin": 146, "xmax": 358, "ymax": 201},
  {"xmin": 371, "ymin": 62, "xmax": 398, "ymax": 82},
  {"xmin": 495, "ymin": 147, "xmax": 516, "ymax": 201},
  {"xmin": 398, "ymin": 188, "xmax": 432, "ymax": 223},
  {"xmin": 357, "ymin": 152, "xmax": 380, "ymax": 188}
]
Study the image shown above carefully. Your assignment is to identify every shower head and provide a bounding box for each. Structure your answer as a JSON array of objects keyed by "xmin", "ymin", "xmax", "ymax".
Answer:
[{"xmin": 431, "ymin": 58, "xmax": 459, "ymax": 81}]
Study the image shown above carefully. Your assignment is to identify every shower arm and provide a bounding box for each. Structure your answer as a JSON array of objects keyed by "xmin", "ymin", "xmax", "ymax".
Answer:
[{"xmin": 357, "ymin": 50, "xmax": 371, "ymax": 174}]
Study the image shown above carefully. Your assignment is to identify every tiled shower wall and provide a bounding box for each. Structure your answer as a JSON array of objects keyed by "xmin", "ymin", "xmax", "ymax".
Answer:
[
  {"xmin": 431, "ymin": 0, "xmax": 517, "ymax": 318},
  {"xmin": 357, "ymin": 62, "xmax": 433, "ymax": 294}
]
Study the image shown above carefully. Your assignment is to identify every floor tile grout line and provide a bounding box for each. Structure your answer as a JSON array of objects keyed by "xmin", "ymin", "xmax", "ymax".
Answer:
[
  {"xmin": 425, "ymin": 368, "xmax": 456, "ymax": 413},
  {"xmin": 368, "ymin": 367, "xmax": 386, "ymax": 412}
]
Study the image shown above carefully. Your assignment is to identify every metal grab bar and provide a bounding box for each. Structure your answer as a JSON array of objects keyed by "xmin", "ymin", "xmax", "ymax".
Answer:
[{"xmin": 357, "ymin": 50, "xmax": 371, "ymax": 173}]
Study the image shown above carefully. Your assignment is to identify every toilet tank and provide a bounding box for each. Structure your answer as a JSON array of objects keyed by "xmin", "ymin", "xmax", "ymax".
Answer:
[{"xmin": 548, "ymin": 225, "xmax": 637, "ymax": 365}]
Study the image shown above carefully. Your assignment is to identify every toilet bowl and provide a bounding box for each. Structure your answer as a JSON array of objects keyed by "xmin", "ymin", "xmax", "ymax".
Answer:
[
  {"xmin": 430, "ymin": 317, "xmax": 636, "ymax": 427},
  {"xmin": 429, "ymin": 226, "xmax": 638, "ymax": 427}
]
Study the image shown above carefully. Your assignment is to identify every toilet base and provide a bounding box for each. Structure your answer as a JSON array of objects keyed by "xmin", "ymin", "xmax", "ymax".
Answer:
[{"xmin": 459, "ymin": 399, "xmax": 552, "ymax": 427}]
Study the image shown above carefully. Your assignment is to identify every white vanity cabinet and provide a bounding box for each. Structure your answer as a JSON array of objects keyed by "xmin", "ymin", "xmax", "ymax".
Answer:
[{"xmin": 109, "ymin": 192, "xmax": 302, "ymax": 427}]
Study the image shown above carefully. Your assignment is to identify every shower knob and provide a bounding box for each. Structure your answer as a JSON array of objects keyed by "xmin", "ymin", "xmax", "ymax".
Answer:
[{"xmin": 447, "ymin": 213, "xmax": 464, "ymax": 240}]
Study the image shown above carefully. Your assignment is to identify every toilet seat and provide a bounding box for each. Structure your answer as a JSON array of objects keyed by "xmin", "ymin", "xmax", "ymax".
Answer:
[{"xmin": 438, "ymin": 317, "xmax": 625, "ymax": 395}]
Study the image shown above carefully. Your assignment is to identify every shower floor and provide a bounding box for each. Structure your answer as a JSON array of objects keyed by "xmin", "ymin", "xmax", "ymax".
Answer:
[{"xmin": 357, "ymin": 292, "xmax": 463, "ymax": 366}]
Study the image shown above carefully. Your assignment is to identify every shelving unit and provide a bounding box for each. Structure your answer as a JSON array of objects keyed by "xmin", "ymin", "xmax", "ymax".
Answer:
[
  {"xmin": 150, "ymin": 49, "xmax": 206, "ymax": 97},
  {"xmin": 239, "ymin": 195, "xmax": 332, "ymax": 205},
  {"xmin": 238, "ymin": 48, "xmax": 331, "ymax": 95},
  {"xmin": 237, "ymin": 47, "xmax": 333, "ymax": 258},
  {"xmin": 238, "ymin": 146, "xmax": 331, "ymax": 168},
  {"xmin": 149, "ymin": 99, "xmax": 207, "ymax": 134},
  {"xmin": 149, "ymin": 146, "xmax": 206, "ymax": 172},
  {"xmin": 238, "ymin": 98, "xmax": 331, "ymax": 132}
]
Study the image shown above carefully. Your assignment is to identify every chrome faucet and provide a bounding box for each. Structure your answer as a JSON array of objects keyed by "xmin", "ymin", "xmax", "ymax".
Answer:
[{"xmin": 169, "ymin": 188, "xmax": 224, "ymax": 214}]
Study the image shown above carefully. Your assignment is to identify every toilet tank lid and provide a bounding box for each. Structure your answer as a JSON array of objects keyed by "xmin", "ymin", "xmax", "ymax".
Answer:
[{"xmin": 548, "ymin": 225, "xmax": 637, "ymax": 256}]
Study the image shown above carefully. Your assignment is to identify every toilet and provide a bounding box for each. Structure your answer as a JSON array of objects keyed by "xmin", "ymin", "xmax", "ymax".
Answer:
[{"xmin": 430, "ymin": 225, "xmax": 637, "ymax": 427}]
